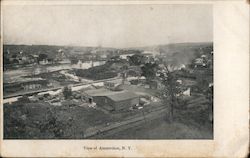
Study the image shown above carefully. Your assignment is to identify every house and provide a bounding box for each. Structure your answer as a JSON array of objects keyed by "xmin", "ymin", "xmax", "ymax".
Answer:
[
  {"xmin": 26, "ymin": 54, "xmax": 38, "ymax": 63},
  {"xmin": 148, "ymin": 79, "xmax": 164, "ymax": 90},
  {"xmin": 58, "ymin": 59, "xmax": 71, "ymax": 64},
  {"xmin": 39, "ymin": 59, "xmax": 49, "ymax": 65},
  {"xmin": 142, "ymin": 50, "xmax": 160, "ymax": 57},
  {"xmin": 119, "ymin": 53, "xmax": 135, "ymax": 60},
  {"xmin": 143, "ymin": 55, "xmax": 155, "ymax": 63},
  {"xmin": 201, "ymin": 54, "xmax": 207, "ymax": 58},
  {"xmin": 21, "ymin": 79, "xmax": 49, "ymax": 91},
  {"xmin": 104, "ymin": 80, "xmax": 121, "ymax": 90},
  {"xmin": 84, "ymin": 89, "xmax": 139, "ymax": 111},
  {"xmin": 4, "ymin": 78, "xmax": 49, "ymax": 93},
  {"xmin": 96, "ymin": 53, "xmax": 108, "ymax": 60},
  {"xmin": 178, "ymin": 64, "xmax": 186, "ymax": 70},
  {"xmin": 194, "ymin": 58, "xmax": 207, "ymax": 68},
  {"xmin": 195, "ymin": 58, "xmax": 203, "ymax": 64},
  {"xmin": 182, "ymin": 88, "xmax": 191, "ymax": 96}
]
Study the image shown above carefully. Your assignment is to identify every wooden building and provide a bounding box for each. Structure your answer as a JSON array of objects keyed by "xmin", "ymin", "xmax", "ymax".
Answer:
[{"xmin": 84, "ymin": 89, "xmax": 139, "ymax": 111}]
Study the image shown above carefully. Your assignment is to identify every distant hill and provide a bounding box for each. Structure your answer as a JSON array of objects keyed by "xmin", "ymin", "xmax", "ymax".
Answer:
[
  {"xmin": 3, "ymin": 45, "xmax": 69, "ymax": 59},
  {"xmin": 3, "ymin": 44, "xmax": 119, "ymax": 56},
  {"xmin": 157, "ymin": 42, "xmax": 212, "ymax": 54},
  {"xmin": 137, "ymin": 42, "xmax": 213, "ymax": 66},
  {"xmin": 158, "ymin": 42, "xmax": 213, "ymax": 66}
]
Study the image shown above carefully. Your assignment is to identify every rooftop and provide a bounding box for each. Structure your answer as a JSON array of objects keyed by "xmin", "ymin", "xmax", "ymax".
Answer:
[
  {"xmin": 84, "ymin": 88, "xmax": 138, "ymax": 102},
  {"xmin": 7, "ymin": 77, "xmax": 45, "ymax": 84}
]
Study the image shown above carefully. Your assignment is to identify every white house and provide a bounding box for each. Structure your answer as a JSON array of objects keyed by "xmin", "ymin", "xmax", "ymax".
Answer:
[
  {"xmin": 195, "ymin": 58, "xmax": 203, "ymax": 64},
  {"xmin": 142, "ymin": 50, "xmax": 160, "ymax": 57},
  {"xmin": 178, "ymin": 64, "xmax": 186, "ymax": 70},
  {"xmin": 119, "ymin": 53, "xmax": 135, "ymax": 60}
]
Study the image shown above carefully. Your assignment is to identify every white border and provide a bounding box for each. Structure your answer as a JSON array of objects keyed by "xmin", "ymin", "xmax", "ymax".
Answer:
[{"xmin": 1, "ymin": 1, "xmax": 249, "ymax": 157}]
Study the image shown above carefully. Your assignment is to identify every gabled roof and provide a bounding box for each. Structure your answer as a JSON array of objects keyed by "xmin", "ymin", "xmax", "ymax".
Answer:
[{"xmin": 84, "ymin": 88, "xmax": 138, "ymax": 102}]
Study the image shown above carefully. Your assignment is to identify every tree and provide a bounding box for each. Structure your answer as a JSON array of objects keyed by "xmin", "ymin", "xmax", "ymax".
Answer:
[
  {"xmin": 12, "ymin": 54, "xmax": 17, "ymax": 58},
  {"xmin": 47, "ymin": 58, "xmax": 54, "ymax": 64},
  {"xmin": 63, "ymin": 86, "xmax": 72, "ymax": 99},
  {"xmin": 205, "ymin": 85, "xmax": 213, "ymax": 123},
  {"xmin": 12, "ymin": 59, "xmax": 19, "ymax": 64},
  {"xmin": 70, "ymin": 57, "xmax": 79, "ymax": 64},
  {"xmin": 128, "ymin": 54, "xmax": 144, "ymax": 66},
  {"xmin": 38, "ymin": 53, "xmax": 48, "ymax": 62},
  {"xmin": 3, "ymin": 56, "xmax": 10, "ymax": 65},
  {"xmin": 141, "ymin": 63, "xmax": 158, "ymax": 83},
  {"xmin": 158, "ymin": 65, "xmax": 181, "ymax": 122},
  {"xmin": 38, "ymin": 108, "xmax": 71, "ymax": 138},
  {"xmin": 120, "ymin": 64, "xmax": 129, "ymax": 71}
]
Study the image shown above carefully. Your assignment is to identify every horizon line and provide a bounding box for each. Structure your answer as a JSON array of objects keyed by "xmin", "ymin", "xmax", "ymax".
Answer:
[{"xmin": 3, "ymin": 41, "xmax": 213, "ymax": 49}]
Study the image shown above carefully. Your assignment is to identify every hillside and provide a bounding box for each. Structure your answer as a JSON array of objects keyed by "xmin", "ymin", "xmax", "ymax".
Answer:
[
  {"xmin": 143, "ymin": 42, "xmax": 213, "ymax": 66},
  {"xmin": 123, "ymin": 42, "xmax": 213, "ymax": 66}
]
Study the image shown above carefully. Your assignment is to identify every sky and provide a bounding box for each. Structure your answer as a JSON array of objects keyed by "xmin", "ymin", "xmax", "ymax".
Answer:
[{"xmin": 3, "ymin": 4, "xmax": 213, "ymax": 48}]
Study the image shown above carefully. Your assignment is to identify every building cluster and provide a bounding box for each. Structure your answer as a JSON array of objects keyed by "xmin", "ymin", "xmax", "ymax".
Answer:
[
  {"xmin": 194, "ymin": 53, "xmax": 213, "ymax": 68},
  {"xmin": 3, "ymin": 48, "xmax": 69, "ymax": 68},
  {"xmin": 9, "ymin": 78, "xmax": 145, "ymax": 113},
  {"xmin": 4, "ymin": 77, "xmax": 51, "ymax": 94},
  {"xmin": 4, "ymin": 51, "xmax": 38, "ymax": 65}
]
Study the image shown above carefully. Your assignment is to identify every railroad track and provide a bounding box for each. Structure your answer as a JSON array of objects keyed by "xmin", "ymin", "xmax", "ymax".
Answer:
[
  {"xmin": 85, "ymin": 106, "xmax": 167, "ymax": 138},
  {"xmin": 3, "ymin": 77, "xmax": 122, "ymax": 99}
]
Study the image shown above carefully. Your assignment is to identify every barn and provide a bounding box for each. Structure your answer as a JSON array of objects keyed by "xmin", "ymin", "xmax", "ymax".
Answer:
[{"xmin": 84, "ymin": 89, "xmax": 139, "ymax": 111}]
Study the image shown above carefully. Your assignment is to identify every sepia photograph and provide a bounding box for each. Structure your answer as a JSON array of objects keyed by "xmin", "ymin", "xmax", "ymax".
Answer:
[{"xmin": 2, "ymin": 4, "xmax": 213, "ymax": 139}]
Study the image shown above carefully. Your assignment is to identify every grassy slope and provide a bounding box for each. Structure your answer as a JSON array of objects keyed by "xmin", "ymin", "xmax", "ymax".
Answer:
[
  {"xmin": 102, "ymin": 95, "xmax": 213, "ymax": 139},
  {"xmin": 158, "ymin": 42, "xmax": 213, "ymax": 66},
  {"xmin": 4, "ymin": 102, "xmax": 114, "ymax": 139},
  {"xmin": 107, "ymin": 117, "xmax": 212, "ymax": 139}
]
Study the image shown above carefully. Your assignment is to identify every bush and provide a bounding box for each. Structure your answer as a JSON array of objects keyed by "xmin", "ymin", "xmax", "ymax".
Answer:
[
  {"xmin": 63, "ymin": 86, "xmax": 72, "ymax": 99},
  {"xmin": 130, "ymin": 79, "xmax": 139, "ymax": 85},
  {"xmin": 18, "ymin": 96, "xmax": 30, "ymax": 103}
]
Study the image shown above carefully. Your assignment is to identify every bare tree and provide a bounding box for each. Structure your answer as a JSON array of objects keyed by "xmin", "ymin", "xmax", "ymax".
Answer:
[{"xmin": 158, "ymin": 64, "xmax": 181, "ymax": 122}]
